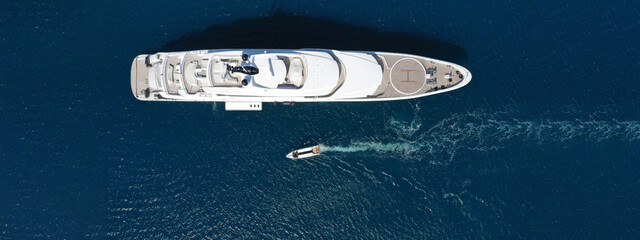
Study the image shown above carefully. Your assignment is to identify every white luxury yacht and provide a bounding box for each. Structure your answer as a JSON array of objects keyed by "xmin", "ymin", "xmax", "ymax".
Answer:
[{"xmin": 131, "ymin": 49, "xmax": 471, "ymax": 110}]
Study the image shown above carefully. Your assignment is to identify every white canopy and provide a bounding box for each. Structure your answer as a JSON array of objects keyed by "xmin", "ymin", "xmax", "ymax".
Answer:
[{"xmin": 253, "ymin": 57, "xmax": 286, "ymax": 88}]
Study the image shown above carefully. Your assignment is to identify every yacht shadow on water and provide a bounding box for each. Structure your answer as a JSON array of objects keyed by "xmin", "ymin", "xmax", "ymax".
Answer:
[{"xmin": 154, "ymin": 13, "xmax": 466, "ymax": 62}]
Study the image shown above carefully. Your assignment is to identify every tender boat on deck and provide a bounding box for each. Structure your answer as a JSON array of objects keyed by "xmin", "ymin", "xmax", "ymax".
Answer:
[
  {"xmin": 131, "ymin": 49, "xmax": 471, "ymax": 111},
  {"xmin": 287, "ymin": 145, "xmax": 321, "ymax": 159}
]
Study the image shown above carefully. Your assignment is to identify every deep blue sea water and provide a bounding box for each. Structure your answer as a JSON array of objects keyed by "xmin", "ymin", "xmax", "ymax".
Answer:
[{"xmin": 1, "ymin": 0, "xmax": 639, "ymax": 239}]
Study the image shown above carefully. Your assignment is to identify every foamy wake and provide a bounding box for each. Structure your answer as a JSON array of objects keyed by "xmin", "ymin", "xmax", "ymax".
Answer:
[
  {"xmin": 320, "ymin": 142, "xmax": 421, "ymax": 154},
  {"xmin": 320, "ymin": 107, "xmax": 640, "ymax": 159}
]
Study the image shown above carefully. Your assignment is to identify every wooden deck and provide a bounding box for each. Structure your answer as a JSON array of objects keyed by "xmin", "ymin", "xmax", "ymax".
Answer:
[{"xmin": 131, "ymin": 55, "xmax": 150, "ymax": 99}]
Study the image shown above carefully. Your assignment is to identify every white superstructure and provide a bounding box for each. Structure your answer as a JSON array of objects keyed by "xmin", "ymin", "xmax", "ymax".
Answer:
[{"xmin": 131, "ymin": 49, "xmax": 471, "ymax": 110}]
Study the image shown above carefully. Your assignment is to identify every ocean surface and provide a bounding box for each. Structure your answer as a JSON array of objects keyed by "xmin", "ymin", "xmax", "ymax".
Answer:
[{"xmin": 1, "ymin": 0, "xmax": 639, "ymax": 239}]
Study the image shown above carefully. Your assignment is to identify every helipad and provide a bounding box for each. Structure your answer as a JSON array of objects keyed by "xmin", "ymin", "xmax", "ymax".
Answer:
[{"xmin": 389, "ymin": 58, "xmax": 426, "ymax": 95}]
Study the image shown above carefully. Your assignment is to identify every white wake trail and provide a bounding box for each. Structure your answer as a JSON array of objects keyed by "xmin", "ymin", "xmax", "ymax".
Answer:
[
  {"xmin": 319, "ymin": 107, "xmax": 640, "ymax": 160},
  {"xmin": 320, "ymin": 142, "xmax": 421, "ymax": 154}
]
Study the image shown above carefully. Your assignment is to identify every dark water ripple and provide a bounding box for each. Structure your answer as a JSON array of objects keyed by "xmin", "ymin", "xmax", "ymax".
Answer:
[{"xmin": 1, "ymin": 0, "xmax": 639, "ymax": 239}]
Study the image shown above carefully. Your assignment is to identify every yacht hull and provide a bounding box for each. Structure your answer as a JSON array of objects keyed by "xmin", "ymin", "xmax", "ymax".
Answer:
[
  {"xmin": 287, "ymin": 145, "xmax": 321, "ymax": 159},
  {"xmin": 131, "ymin": 49, "xmax": 471, "ymax": 109}
]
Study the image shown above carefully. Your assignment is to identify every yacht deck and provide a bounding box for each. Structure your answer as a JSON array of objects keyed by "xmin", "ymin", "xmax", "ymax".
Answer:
[
  {"xmin": 164, "ymin": 56, "xmax": 182, "ymax": 94},
  {"xmin": 369, "ymin": 53, "xmax": 465, "ymax": 98},
  {"xmin": 182, "ymin": 53, "xmax": 212, "ymax": 94},
  {"xmin": 132, "ymin": 50, "xmax": 469, "ymax": 102}
]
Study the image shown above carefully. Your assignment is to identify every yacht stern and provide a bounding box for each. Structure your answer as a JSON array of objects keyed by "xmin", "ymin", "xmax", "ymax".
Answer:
[{"xmin": 130, "ymin": 54, "xmax": 152, "ymax": 100}]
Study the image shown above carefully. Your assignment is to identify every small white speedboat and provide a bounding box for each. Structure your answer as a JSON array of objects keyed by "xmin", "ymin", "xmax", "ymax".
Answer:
[{"xmin": 286, "ymin": 145, "xmax": 321, "ymax": 159}]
